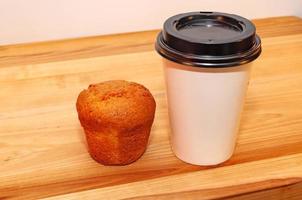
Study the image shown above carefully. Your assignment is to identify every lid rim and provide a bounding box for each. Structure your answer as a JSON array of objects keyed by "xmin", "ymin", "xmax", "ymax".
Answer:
[
  {"xmin": 156, "ymin": 32, "xmax": 262, "ymax": 68},
  {"xmin": 155, "ymin": 11, "xmax": 262, "ymax": 68}
]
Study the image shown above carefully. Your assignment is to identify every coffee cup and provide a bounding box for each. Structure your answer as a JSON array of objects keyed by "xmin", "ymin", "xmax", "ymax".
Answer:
[{"xmin": 155, "ymin": 12, "xmax": 261, "ymax": 165}]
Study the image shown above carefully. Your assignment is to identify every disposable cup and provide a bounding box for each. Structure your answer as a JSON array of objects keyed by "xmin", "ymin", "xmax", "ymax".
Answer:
[{"xmin": 155, "ymin": 12, "xmax": 261, "ymax": 165}]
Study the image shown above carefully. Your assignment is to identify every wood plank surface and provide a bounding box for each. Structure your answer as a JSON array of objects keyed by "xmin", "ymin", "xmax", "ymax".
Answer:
[
  {"xmin": 43, "ymin": 153, "xmax": 302, "ymax": 200},
  {"xmin": 0, "ymin": 16, "xmax": 302, "ymax": 199},
  {"xmin": 0, "ymin": 16, "xmax": 302, "ymax": 68}
]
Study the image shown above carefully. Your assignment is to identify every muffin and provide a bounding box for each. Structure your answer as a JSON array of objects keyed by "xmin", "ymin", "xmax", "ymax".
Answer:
[{"xmin": 76, "ymin": 80, "xmax": 156, "ymax": 165}]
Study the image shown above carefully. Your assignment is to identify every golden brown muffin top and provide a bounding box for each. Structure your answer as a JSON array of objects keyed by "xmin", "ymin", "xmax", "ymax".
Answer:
[{"xmin": 76, "ymin": 80, "xmax": 156, "ymax": 131}]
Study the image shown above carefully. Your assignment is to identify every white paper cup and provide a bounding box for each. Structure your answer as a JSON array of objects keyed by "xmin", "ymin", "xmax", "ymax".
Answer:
[
  {"xmin": 164, "ymin": 59, "xmax": 251, "ymax": 165},
  {"xmin": 156, "ymin": 12, "xmax": 261, "ymax": 165}
]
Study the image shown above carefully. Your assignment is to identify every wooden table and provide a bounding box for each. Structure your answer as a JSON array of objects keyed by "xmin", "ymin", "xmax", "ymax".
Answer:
[{"xmin": 1, "ymin": 16, "xmax": 302, "ymax": 200}]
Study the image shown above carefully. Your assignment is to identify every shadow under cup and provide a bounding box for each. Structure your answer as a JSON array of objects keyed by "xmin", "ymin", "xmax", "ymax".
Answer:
[{"xmin": 155, "ymin": 11, "xmax": 261, "ymax": 165}]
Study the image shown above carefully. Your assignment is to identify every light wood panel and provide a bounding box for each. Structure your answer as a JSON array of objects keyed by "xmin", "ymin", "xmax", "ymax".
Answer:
[
  {"xmin": 0, "ymin": 16, "xmax": 302, "ymax": 199},
  {"xmin": 0, "ymin": 16, "xmax": 302, "ymax": 68},
  {"xmin": 43, "ymin": 153, "xmax": 302, "ymax": 200}
]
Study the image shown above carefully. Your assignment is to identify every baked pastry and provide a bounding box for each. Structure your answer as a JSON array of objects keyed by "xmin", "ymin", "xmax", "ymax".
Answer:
[{"xmin": 76, "ymin": 80, "xmax": 156, "ymax": 165}]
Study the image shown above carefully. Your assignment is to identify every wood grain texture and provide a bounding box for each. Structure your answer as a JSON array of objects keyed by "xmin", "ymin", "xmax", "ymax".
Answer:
[
  {"xmin": 224, "ymin": 181, "xmax": 302, "ymax": 200},
  {"xmin": 0, "ymin": 16, "xmax": 302, "ymax": 68},
  {"xmin": 42, "ymin": 153, "xmax": 302, "ymax": 200},
  {"xmin": 0, "ymin": 16, "xmax": 302, "ymax": 200}
]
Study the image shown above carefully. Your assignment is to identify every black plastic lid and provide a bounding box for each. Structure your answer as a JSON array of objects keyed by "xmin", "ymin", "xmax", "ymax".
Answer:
[{"xmin": 155, "ymin": 12, "xmax": 262, "ymax": 68}]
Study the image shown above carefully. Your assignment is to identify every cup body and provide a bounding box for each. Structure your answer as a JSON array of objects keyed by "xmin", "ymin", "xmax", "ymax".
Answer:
[
  {"xmin": 163, "ymin": 59, "xmax": 251, "ymax": 165},
  {"xmin": 155, "ymin": 11, "xmax": 261, "ymax": 165}
]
